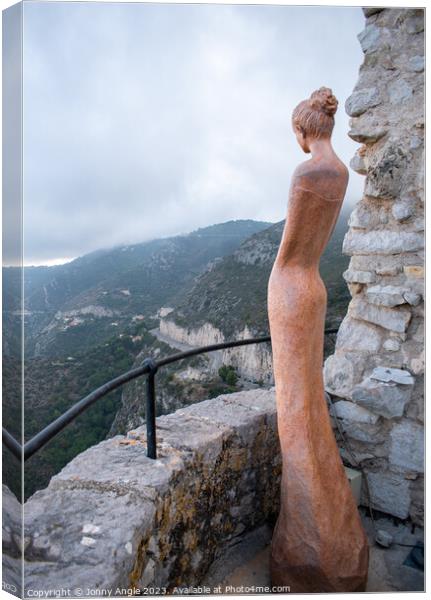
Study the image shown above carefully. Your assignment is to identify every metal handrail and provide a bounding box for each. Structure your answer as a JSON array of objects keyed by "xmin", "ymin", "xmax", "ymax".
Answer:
[{"xmin": 2, "ymin": 328, "xmax": 338, "ymax": 462}]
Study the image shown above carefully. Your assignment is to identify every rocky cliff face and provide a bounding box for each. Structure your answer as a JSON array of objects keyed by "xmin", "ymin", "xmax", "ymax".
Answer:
[
  {"xmin": 159, "ymin": 319, "xmax": 273, "ymax": 384},
  {"xmin": 324, "ymin": 8, "xmax": 424, "ymax": 524}
]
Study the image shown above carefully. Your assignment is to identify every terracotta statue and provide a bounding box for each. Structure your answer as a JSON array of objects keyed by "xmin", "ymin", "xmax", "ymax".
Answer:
[{"xmin": 268, "ymin": 87, "xmax": 369, "ymax": 592}]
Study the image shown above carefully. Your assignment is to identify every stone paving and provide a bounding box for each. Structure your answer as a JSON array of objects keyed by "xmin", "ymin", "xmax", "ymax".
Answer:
[{"xmin": 202, "ymin": 509, "xmax": 424, "ymax": 593}]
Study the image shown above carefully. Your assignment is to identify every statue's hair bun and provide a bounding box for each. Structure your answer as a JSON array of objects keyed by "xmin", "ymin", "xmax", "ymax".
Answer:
[{"xmin": 309, "ymin": 87, "xmax": 338, "ymax": 117}]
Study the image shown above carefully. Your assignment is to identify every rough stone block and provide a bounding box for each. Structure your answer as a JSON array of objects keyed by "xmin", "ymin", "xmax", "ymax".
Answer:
[
  {"xmin": 341, "ymin": 420, "xmax": 385, "ymax": 444},
  {"xmin": 370, "ymin": 367, "xmax": 414, "ymax": 385},
  {"xmin": 352, "ymin": 376, "xmax": 413, "ymax": 419},
  {"xmin": 323, "ymin": 352, "xmax": 365, "ymax": 399},
  {"xmin": 366, "ymin": 285, "xmax": 406, "ymax": 308},
  {"xmin": 329, "ymin": 400, "xmax": 379, "ymax": 424},
  {"xmin": 343, "ymin": 269, "xmax": 376, "ymax": 284},
  {"xmin": 365, "ymin": 142, "xmax": 409, "ymax": 199},
  {"xmin": 408, "ymin": 55, "xmax": 424, "ymax": 72},
  {"xmin": 348, "ymin": 124, "xmax": 387, "ymax": 144},
  {"xmin": 364, "ymin": 471, "xmax": 411, "ymax": 519},
  {"xmin": 343, "ymin": 230, "xmax": 423, "ymax": 255},
  {"xmin": 336, "ymin": 315, "xmax": 382, "ymax": 353},
  {"xmin": 389, "ymin": 421, "xmax": 424, "ymax": 472},
  {"xmin": 388, "ymin": 79, "xmax": 413, "ymax": 104},
  {"xmin": 403, "ymin": 265, "xmax": 424, "ymax": 279},
  {"xmin": 350, "ymin": 298, "xmax": 411, "ymax": 333},
  {"xmin": 392, "ymin": 200, "xmax": 414, "ymax": 222},
  {"xmin": 350, "ymin": 152, "xmax": 367, "ymax": 175},
  {"xmin": 383, "ymin": 339, "xmax": 401, "ymax": 352},
  {"xmin": 345, "ymin": 88, "xmax": 381, "ymax": 117},
  {"xmin": 358, "ymin": 24, "xmax": 381, "ymax": 53}
]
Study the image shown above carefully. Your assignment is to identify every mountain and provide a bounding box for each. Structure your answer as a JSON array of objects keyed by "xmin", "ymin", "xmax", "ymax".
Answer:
[
  {"xmin": 2, "ymin": 219, "xmax": 272, "ymax": 498},
  {"xmin": 110, "ymin": 207, "xmax": 351, "ymax": 436},
  {"xmin": 165, "ymin": 206, "xmax": 350, "ymax": 336}
]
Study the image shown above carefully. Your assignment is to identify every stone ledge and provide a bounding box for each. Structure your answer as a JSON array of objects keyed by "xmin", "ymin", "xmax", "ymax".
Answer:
[{"xmin": 21, "ymin": 390, "xmax": 281, "ymax": 596}]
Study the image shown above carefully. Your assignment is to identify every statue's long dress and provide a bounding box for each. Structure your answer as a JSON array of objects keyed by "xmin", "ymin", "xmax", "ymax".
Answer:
[{"xmin": 268, "ymin": 165, "xmax": 369, "ymax": 593}]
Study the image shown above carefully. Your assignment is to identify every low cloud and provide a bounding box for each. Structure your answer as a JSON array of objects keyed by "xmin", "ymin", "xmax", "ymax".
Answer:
[{"xmin": 14, "ymin": 3, "xmax": 364, "ymax": 264}]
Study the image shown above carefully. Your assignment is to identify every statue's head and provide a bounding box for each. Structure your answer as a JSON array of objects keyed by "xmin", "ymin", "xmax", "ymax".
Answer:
[{"xmin": 292, "ymin": 87, "xmax": 338, "ymax": 153}]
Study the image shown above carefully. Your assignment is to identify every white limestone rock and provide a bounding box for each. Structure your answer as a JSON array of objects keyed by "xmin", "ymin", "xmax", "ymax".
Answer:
[
  {"xmin": 350, "ymin": 297, "xmax": 411, "ymax": 333},
  {"xmin": 343, "ymin": 269, "xmax": 376, "ymax": 284},
  {"xmin": 336, "ymin": 316, "xmax": 382, "ymax": 353},
  {"xmin": 343, "ymin": 230, "xmax": 423, "ymax": 255},
  {"xmin": 392, "ymin": 200, "xmax": 414, "ymax": 222},
  {"xmin": 348, "ymin": 203, "xmax": 387, "ymax": 230},
  {"xmin": 323, "ymin": 352, "xmax": 365, "ymax": 399},
  {"xmin": 366, "ymin": 285, "xmax": 407, "ymax": 308},
  {"xmin": 389, "ymin": 421, "xmax": 424, "ymax": 472}
]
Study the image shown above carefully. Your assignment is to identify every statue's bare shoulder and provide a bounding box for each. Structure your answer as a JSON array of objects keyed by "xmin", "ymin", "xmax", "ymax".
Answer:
[{"xmin": 291, "ymin": 157, "xmax": 349, "ymax": 201}]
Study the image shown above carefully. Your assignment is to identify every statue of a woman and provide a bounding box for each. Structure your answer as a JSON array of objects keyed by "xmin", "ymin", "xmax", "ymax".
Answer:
[{"xmin": 268, "ymin": 87, "xmax": 369, "ymax": 593}]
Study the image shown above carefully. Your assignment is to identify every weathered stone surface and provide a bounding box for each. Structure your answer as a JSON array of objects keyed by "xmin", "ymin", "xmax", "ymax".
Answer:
[
  {"xmin": 336, "ymin": 316, "xmax": 382, "ymax": 354},
  {"xmin": 332, "ymin": 6, "xmax": 424, "ymax": 524},
  {"xmin": 389, "ymin": 421, "xmax": 424, "ymax": 472},
  {"xmin": 363, "ymin": 472, "xmax": 411, "ymax": 519},
  {"xmin": 19, "ymin": 391, "xmax": 282, "ymax": 596},
  {"xmin": 383, "ymin": 338, "xmax": 400, "ymax": 352},
  {"xmin": 388, "ymin": 79, "xmax": 413, "ymax": 104},
  {"xmin": 348, "ymin": 124, "xmax": 387, "ymax": 144},
  {"xmin": 340, "ymin": 420, "xmax": 385, "ymax": 444},
  {"xmin": 346, "ymin": 88, "xmax": 381, "ymax": 117},
  {"xmin": 348, "ymin": 203, "xmax": 387, "ymax": 230},
  {"xmin": 343, "ymin": 230, "xmax": 423, "ymax": 255},
  {"xmin": 350, "ymin": 298, "xmax": 411, "ymax": 333},
  {"xmin": 370, "ymin": 367, "xmax": 414, "ymax": 385},
  {"xmin": 350, "ymin": 151, "xmax": 367, "ymax": 175},
  {"xmin": 408, "ymin": 55, "xmax": 424, "ymax": 72},
  {"xmin": 324, "ymin": 352, "xmax": 366, "ymax": 399},
  {"xmin": 403, "ymin": 265, "xmax": 424, "ymax": 279},
  {"xmin": 330, "ymin": 400, "xmax": 379, "ymax": 424},
  {"xmin": 366, "ymin": 285, "xmax": 406, "ymax": 308},
  {"xmin": 392, "ymin": 200, "xmax": 414, "ymax": 222},
  {"xmin": 352, "ymin": 376, "xmax": 413, "ymax": 419},
  {"xmin": 362, "ymin": 8, "xmax": 384, "ymax": 17},
  {"xmin": 404, "ymin": 13, "xmax": 424, "ymax": 34},
  {"xmin": 357, "ymin": 24, "xmax": 381, "ymax": 53},
  {"xmin": 343, "ymin": 269, "xmax": 375, "ymax": 284}
]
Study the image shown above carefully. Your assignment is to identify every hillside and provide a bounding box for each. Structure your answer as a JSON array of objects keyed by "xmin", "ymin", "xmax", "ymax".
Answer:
[
  {"xmin": 110, "ymin": 208, "xmax": 350, "ymax": 436},
  {"xmin": 168, "ymin": 207, "xmax": 350, "ymax": 336},
  {"xmin": 2, "ymin": 219, "xmax": 271, "ymax": 498}
]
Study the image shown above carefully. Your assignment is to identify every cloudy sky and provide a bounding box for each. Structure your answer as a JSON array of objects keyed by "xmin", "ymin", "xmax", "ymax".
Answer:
[{"xmin": 16, "ymin": 2, "xmax": 364, "ymax": 265}]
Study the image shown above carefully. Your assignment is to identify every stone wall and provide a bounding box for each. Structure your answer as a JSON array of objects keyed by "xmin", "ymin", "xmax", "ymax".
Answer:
[
  {"xmin": 19, "ymin": 390, "xmax": 280, "ymax": 596},
  {"xmin": 324, "ymin": 8, "xmax": 424, "ymax": 524}
]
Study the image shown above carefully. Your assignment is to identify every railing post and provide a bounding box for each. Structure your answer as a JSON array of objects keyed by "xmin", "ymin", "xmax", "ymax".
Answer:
[{"xmin": 142, "ymin": 358, "xmax": 158, "ymax": 459}]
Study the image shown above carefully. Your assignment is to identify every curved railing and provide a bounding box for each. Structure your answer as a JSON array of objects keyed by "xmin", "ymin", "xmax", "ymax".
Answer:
[{"xmin": 2, "ymin": 329, "xmax": 338, "ymax": 461}]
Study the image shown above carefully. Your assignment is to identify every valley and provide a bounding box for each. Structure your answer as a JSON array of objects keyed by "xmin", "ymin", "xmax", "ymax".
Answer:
[{"xmin": 2, "ymin": 214, "xmax": 350, "ymax": 499}]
